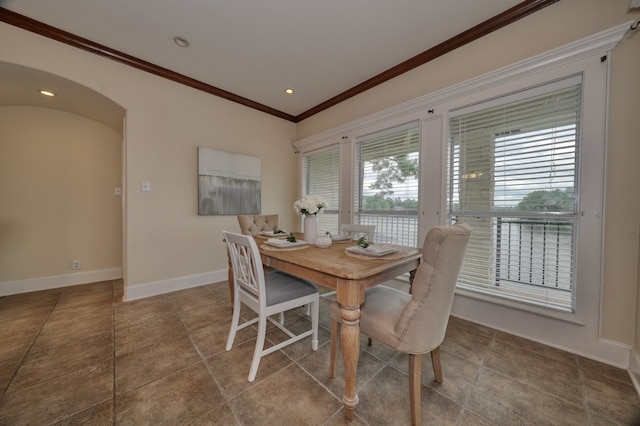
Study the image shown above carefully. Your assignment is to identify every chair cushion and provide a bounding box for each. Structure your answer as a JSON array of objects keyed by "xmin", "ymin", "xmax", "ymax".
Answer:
[
  {"xmin": 265, "ymin": 271, "xmax": 318, "ymax": 306},
  {"xmin": 330, "ymin": 285, "xmax": 411, "ymax": 348}
]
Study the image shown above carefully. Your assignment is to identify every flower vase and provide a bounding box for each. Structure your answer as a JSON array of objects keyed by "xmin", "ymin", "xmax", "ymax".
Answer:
[{"xmin": 303, "ymin": 215, "xmax": 318, "ymax": 243}]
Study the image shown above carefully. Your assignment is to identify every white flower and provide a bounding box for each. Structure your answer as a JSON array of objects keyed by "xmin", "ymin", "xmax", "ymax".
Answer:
[{"xmin": 294, "ymin": 195, "xmax": 328, "ymax": 216}]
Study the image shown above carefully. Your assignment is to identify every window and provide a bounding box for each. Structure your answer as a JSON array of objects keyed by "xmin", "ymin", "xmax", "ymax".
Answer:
[
  {"xmin": 301, "ymin": 146, "xmax": 340, "ymax": 236},
  {"xmin": 448, "ymin": 76, "xmax": 582, "ymax": 311},
  {"xmin": 294, "ymin": 25, "xmax": 624, "ymax": 360},
  {"xmin": 354, "ymin": 122, "xmax": 420, "ymax": 246}
]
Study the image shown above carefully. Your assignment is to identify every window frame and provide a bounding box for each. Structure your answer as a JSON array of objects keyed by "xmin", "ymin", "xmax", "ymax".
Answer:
[
  {"xmin": 300, "ymin": 145, "xmax": 341, "ymax": 236},
  {"xmin": 445, "ymin": 76, "xmax": 583, "ymax": 312},
  {"xmin": 431, "ymin": 54, "xmax": 608, "ymax": 326},
  {"xmin": 353, "ymin": 120, "xmax": 421, "ymax": 247}
]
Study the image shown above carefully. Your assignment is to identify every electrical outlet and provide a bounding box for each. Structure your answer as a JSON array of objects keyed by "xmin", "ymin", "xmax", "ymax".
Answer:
[{"xmin": 72, "ymin": 260, "xmax": 81, "ymax": 270}]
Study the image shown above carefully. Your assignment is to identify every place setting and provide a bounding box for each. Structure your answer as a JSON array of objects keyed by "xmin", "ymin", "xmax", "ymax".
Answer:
[
  {"xmin": 257, "ymin": 229, "xmax": 289, "ymax": 238},
  {"xmin": 329, "ymin": 233, "xmax": 352, "ymax": 243},
  {"xmin": 261, "ymin": 234, "xmax": 310, "ymax": 251},
  {"xmin": 345, "ymin": 243, "xmax": 403, "ymax": 259},
  {"xmin": 344, "ymin": 237, "xmax": 403, "ymax": 260}
]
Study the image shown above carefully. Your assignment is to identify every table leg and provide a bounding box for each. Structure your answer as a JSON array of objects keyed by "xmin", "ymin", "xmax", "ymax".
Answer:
[
  {"xmin": 227, "ymin": 249, "xmax": 234, "ymax": 309},
  {"xmin": 340, "ymin": 303, "xmax": 360, "ymax": 419},
  {"xmin": 408, "ymin": 268, "xmax": 417, "ymax": 294}
]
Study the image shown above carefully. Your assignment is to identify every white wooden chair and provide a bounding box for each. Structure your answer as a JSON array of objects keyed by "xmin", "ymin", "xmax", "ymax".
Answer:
[
  {"xmin": 223, "ymin": 231, "xmax": 319, "ymax": 382},
  {"xmin": 225, "ymin": 215, "xmax": 280, "ymax": 306},
  {"xmin": 339, "ymin": 224, "xmax": 376, "ymax": 241}
]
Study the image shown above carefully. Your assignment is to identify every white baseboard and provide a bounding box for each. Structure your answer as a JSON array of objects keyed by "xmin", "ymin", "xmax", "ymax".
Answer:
[
  {"xmin": 0, "ymin": 268, "xmax": 122, "ymax": 296},
  {"xmin": 451, "ymin": 293, "xmax": 631, "ymax": 369},
  {"xmin": 124, "ymin": 270, "xmax": 227, "ymax": 301}
]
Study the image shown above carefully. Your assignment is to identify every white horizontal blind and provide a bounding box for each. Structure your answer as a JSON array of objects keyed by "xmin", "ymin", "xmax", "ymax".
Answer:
[
  {"xmin": 354, "ymin": 121, "xmax": 420, "ymax": 246},
  {"xmin": 301, "ymin": 146, "xmax": 339, "ymax": 235},
  {"xmin": 448, "ymin": 78, "xmax": 581, "ymax": 311}
]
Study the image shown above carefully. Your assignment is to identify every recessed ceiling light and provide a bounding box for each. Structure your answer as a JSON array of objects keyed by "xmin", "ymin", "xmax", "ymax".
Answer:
[
  {"xmin": 285, "ymin": 88, "xmax": 294, "ymax": 94},
  {"xmin": 173, "ymin": 36, "xmax": 190, "ymax": 47},
  {"xmin": 39, "ymin": 90, "xmax": 55, "ymax": 97}
]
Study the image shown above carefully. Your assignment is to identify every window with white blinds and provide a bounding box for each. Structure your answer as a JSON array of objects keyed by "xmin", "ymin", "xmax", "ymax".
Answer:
[
  {"xmin": 354, "ymin": 121, "xmax": 420, "ymax": 247},
  {"xmin": 301, "ymin": 146, "xmax": 340, "ymax": 236},
  {"xmin": 448, "ymin": 76, "xmax": 581, "ymax": 311}
]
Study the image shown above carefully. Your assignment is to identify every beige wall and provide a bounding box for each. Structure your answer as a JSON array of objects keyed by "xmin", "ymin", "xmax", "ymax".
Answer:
[
  {"xmin": 297, "ymin": 0, "xmax": 640, "ymax": 346},
  {"xmin": 0, "ymin": 23, "xmax": 297, "ymax": 296},
  {"xmin": 0, "ymin": 0, "xmax": 638, "ymax": 349},
  {"xmin": 0, "ymin": 106, "xmax": 122, "ymax": 282}
]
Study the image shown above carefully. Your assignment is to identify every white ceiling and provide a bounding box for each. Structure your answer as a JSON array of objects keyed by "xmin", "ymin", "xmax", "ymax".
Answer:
[{"xmin": 1, "ymin": 0, "xmax": 530, "ymax": 123}]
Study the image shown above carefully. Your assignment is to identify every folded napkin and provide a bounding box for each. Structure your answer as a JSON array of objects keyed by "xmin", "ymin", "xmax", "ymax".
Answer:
[
  {"xmin": 365, "ymin": 244, "xmax": 395, "ymax": 253},
  {"xmin": 267, "ymin": 238, "xmax": 290, "ymax": 245},
  {"xmin": 263, "ymin": 230, "xmax": 287, "ymax": 237}
]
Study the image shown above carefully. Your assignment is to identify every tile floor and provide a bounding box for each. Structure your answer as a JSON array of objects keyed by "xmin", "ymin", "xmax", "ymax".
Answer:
[{"xmin": 0, "ymin": 279, "xmax": 639, "ymax": 425}]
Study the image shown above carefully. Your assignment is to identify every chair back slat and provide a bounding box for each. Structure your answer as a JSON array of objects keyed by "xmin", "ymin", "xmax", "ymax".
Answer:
[
  {"xmin": 224, "ymin": 231, "xmax": 266, "ymax": 306},
  {"xmin": 339, "ymin": 224, "xmax": 375, "ymax": 241}
]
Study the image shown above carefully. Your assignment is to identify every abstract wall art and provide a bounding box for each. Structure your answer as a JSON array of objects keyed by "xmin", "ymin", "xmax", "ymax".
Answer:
[{"xmin": 198, "ymin": 147, "xmax": 261, "ymax": 215}]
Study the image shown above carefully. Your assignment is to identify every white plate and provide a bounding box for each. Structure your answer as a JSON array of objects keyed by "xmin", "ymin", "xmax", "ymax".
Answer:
[
  {"xmin": 346, "ymin": 244, "xmax": 399, "ymax": 257},
  {"xmin": 261, "ymin": 231, "xmax": 288, "ymax": 238},
  {"xmin": 265, "ymin": 239, "xmax": 309, "ymax": 248},
  {"xmin": 331, "ymin": 235, "xmax": 352, "ymax": 242}
]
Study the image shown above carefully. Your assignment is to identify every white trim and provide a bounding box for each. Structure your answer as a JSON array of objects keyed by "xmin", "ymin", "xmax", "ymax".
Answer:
[
  {"xmin": 454, "ymin": 287, "xmax": 585, "ymax": 325},
  {"xmin": 124, "ymin": 269, "xmax": 227, "ymax": 301},
  {"xmin": 294, "ymin": 21, "xmax": 631, "ymax": 151},
  {"xmin": 448, "ymin": 73, "xmax": 582, "ymax": 117},
  {"xmin": 629, "ymin": 349, "xmax": 640, "ymax": 396},
  {"xmin": 0, "ymin": 268, "xmax": 122, "ymax": 296},
  {"xmin": 451, "ymin": 294, "xmax": 630, "ymax": 368}
]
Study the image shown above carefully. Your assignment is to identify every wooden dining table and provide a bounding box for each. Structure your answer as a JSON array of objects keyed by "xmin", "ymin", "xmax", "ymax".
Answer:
[{"xmin": 256, "ymin": 235, "xmax": 422, "ymax": 420}]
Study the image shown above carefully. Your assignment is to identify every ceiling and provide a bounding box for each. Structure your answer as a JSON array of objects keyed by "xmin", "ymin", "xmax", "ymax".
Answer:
[{"xmin": 0, "ymin": 0, "xmax": 557, "ymax": 124}]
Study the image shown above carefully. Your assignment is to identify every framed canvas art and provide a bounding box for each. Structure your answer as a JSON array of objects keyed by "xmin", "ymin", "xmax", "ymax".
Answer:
[{"xmin": 198, "ymin": 147, "xmax": 261, "ymax": 215}]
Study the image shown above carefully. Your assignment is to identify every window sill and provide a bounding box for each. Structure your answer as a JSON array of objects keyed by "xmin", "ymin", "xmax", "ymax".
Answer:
[{"xmin": 454, "ymin": 285, "xmax": 585, "ymax": 326}]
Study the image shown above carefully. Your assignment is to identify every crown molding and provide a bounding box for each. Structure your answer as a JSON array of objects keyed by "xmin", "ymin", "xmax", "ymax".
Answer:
[{"xmin": 0, "ymin": 0, "xmax": 558, "ymax": 123}]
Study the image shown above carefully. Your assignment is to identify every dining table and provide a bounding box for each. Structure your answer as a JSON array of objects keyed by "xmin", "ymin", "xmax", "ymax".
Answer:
[{"xmin": 255, "ymin": 233, "xmax": 422, "ymax": 420}]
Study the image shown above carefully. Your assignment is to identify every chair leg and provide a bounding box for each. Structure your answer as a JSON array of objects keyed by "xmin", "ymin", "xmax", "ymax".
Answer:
[
  {"xmin": 329, "ymin": 319, "xmax": 339, "ymax": 378},
  {"xmin": 431, "ymin": 346, "xmax": 443, "ymax": 383},
  {"xmin": 248, "ymin": 315, "xmax": 268, "ymax": 382},
  {"xmin": 408, "ymin": 353, "xmax": 423, "ymax": 426},
  {"xmin": 228, "ymin": 279, "xmax": 234, "ymax": 309},
  {"xmin": 225, "ymin": 296, "xmax": 241, "ymax": 351},
  {"xmin": 311, "ymin": 300, "xmax": 319, "ymax": 351}
]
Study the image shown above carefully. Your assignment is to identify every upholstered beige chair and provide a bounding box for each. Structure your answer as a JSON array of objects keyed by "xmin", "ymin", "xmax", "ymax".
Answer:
[
  {"xmin": 226, "ymin": 215, "xmax": 281, "ymax": 306},
  {"xmin": 224, "ymin": 231, "xmax": 319, "ymax": 382},
  {"xmin": 329, "ymin": 223, "xmax": 472, "ymax": 425},
  {"xmin": 237, "ymin": 214, "xmax": 279, "ymax": 236}
]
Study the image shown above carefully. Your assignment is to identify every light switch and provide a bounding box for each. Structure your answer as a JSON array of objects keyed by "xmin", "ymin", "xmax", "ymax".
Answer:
[{"xmin": 141, "ymin": 181, "xmax": 151, "ymax": 192}]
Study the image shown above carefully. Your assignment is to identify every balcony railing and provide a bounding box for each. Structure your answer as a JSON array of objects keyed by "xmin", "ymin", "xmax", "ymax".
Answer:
[
  {"xmin": 353, "ymin": 211, "xmax": 575, "ymax": 309},
  {"xmin": 495, "ymin": 217, "xmax": 574, "ymax": 292},
  {"xmin": 357, "ymin": 210, "xmax": 419, "ymax": 247}
]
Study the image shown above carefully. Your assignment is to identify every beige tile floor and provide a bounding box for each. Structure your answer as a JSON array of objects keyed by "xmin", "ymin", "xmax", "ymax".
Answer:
[{"xmin": 0, "ymin": 279, "xmax": 639, "ymax": 425}]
